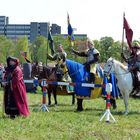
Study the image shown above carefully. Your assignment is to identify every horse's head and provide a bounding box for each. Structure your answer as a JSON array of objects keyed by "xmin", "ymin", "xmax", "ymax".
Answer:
[
  {"xmin": 31, "ymin": 62, "xmax": 43, "ymax": 79},
  {"xmin": 55, "ymin": 62, "xmax": 68, "ymax": 81},
  {"xmin": 104, "ymin": 57, "xmax": 128, "ymax": 76},
  {"xmin": 103, "ymin": 57, "xmax": 115, "ymax": 76}
]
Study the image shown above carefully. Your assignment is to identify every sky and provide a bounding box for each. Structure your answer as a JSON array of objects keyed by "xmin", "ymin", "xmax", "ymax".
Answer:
[{"xmin": 0, "ymin": 0, "xmax": 140, "ymax": 41}]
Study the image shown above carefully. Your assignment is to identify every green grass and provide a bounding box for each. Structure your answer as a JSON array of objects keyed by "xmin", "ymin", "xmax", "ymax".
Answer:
[{"xmin": 0, "ymin": 91, "xmax": 140, "ymax": 140}]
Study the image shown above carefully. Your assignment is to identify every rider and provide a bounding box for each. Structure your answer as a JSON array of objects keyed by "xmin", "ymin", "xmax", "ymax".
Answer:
[
  {"xmin": 48, "ymin": 43, "xmax": 67, "ymax": 64},
  {"xmin": 71, "ymin": 38, "xmax": 100, "ymax": 83},
  {"xmin": 122, "ymin": 41, "xmax": 140, "ymax": 88},
  {"xmin": 122, "ymin": 42, "xmax": 140, "ymax": 71},
  {"xmin": 47, "ymin": 43, "xmax": 67, "ymax": 81}
]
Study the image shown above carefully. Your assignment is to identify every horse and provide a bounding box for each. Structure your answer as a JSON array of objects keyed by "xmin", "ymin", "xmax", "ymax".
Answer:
[
  {"xmin": 31, "ymin": 62, "xmax": 75, "ymax": 106},
  {"xmin": 66, "ymin": 59, "xmax": 115, "ymax": 112},
  {"xmin": 103, "ymin": 57, "xmax": 140, "ymax": 114}
]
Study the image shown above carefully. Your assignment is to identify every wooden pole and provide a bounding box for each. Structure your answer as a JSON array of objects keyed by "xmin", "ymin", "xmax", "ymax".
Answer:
[{"xmin": 121, "ymin": 12, "xmax": 125, "ymax": 62}]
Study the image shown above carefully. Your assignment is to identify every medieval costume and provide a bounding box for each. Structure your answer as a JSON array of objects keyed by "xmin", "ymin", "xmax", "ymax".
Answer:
[
  {"xmin": 3, "ymin": 56, "xmax": 30, "ymax": 118},
  {"xmin": 47, "ymin": 44, "xmax": 67, "ymax": 81},
  {"xmin": 72, "ymin": 39, "xmax": 100, "ymax": 83},
  {"xmin": 122, "ymin": 44, "xmax": 140, "ymax": 92}
]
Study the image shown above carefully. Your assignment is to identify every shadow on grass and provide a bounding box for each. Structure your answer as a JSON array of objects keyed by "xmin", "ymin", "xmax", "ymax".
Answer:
[
  {"xmin": 29, "ymin": 104, "xmax": 127, "ymax": 115},
  {"xmin": 112, "ymin": 111, "xmax": 140, "ymax": 115},
  {"xmin": 29, "ymin": 103, "xmax": 75, "ymax": 112},
  {"xmin": 0, "ymin": 115, "xmax": 9, "ymax": 119}
]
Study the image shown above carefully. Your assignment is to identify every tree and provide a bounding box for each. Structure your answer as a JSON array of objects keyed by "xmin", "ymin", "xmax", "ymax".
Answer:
[
  {"xmin": 14, "ymin": 36, "xmax": 30, "ymax": 63},
  {"xmin": 96, "ymin": 37, "xmax": 114, "ymax": 62},
  {"xmin": 0, "ymin": 35, "xmax": 14, "ymax": 64},
  {"xmin": 31, "ymin": 36, "xmax": 48, "ymax": 64}
]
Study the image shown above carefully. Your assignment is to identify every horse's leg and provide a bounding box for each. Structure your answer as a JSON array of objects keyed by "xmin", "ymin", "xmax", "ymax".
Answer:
[
  {"xmin": 53, "ymin": 86, "xmax": 57, "ymax": 105},
  {"xmin": 76, "ymin": 99, "xmax": 83, "ymax": 112},
  {"xmin": 48, "ymin": 88, "xmax": 51, "ymax": 105},
  {"xmin": 122, "ymin": 92, "xmax": 129, "ymax": 114},
  {"xmin": 110, "ymin": 98, "xmax": 117, "ymax": 109},
  {"xmin": 72, "ymin": 93, "xmax": 75, "ymax": 105}
]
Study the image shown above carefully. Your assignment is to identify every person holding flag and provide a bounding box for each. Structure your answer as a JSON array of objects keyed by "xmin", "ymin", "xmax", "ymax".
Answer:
[
  {"xmin": 121, "ymin": 15, "xmax": 140, "ymax": 89},
  {"xmin": 47, "ymin": 43, "xmax": 67, "ymax": 81},
  {"xmin": 71, "ymin": 38, "xmax": 100, "ymax": 84},
  {"xmin": 121, "ymin": 15, "xmax": 140, "ymax": 72}
]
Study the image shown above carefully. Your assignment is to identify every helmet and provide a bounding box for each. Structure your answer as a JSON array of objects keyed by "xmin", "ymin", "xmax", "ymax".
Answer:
[
  {"xmin": 87, "ymin": 38, "xmax": 94, "ymax": 49},
  {"xmin": 87, "ymin": 38, "xmax": 94, "ymax": 46}
]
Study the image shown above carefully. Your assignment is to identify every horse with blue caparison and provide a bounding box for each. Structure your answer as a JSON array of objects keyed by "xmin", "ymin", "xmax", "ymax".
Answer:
[{"xmin": 65, "ymin": 59, "xmax": 119, "ymax": 112}]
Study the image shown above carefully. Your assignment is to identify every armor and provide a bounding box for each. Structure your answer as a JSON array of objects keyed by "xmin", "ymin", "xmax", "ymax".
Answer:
[
  {"xmin": 87, "ymin": 48, "xmax": 100, "ymax": 63},
  {"xmin": 72, "ymin": 47, "xmax": 100, "ymax": 83}
]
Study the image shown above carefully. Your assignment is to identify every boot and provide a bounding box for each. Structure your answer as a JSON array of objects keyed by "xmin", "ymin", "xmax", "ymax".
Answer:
[{"xmin": 89, "ymin": 73, "xmax": 95, "ymax": 89}]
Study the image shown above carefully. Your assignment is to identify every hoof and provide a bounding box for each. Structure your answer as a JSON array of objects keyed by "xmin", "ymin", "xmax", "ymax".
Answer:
[
  {"xmin": 76, "ymin": 108, "xmax": 83, "ymax": 112},
  {"xmin": 48, "ymin": 102, "xmax": 51, "ymax": 106},
  {"xmin": 113, "ymin": 104, "xmax": 117, "ymax": 109},
  {"xmin": 123, "ymin": 111, "xmax": 129, "ymax": 115},
  {"xmin": 10, "ymin": 115, "xmax": 16, "ymax": 119}
]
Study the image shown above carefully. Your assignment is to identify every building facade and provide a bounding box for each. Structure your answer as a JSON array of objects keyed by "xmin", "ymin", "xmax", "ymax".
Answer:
[{"xmin": 0, "ymin": 16, "xmax": 61, "ymax": 42}]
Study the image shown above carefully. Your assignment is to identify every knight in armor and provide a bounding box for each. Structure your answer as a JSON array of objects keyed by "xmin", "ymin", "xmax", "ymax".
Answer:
[
  {"xmin": 47, "ymin": 43, "xmax": 67, "ymax": 81},
  {"xmin": 122, "ymin": 42, "xmax": 140, "ymax": 88},
  {"xmin": 3, "ymin": 56, "xmax": 30, "ymax": 118},
  {"xmin": 122, "ymin": 43, "xmax": 140, "ymax": 70},
  {"xmin": 71, "ymin": 38, "xmax": 100, "ymax": 83}
]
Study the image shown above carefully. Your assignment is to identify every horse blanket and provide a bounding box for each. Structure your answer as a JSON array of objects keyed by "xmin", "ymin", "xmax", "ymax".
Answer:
[{"xmin": 66, "ymin": 59, "xmax": 119, "ymax": 98}]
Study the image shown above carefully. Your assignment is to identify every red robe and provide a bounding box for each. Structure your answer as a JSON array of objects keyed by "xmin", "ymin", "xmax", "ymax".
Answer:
[{"xmin": 11, "ymin": 66, "xmax": 30, "ymax": 117}]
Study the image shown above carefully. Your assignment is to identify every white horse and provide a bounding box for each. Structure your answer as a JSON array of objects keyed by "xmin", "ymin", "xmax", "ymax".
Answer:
[{"xmin": 104, "ymin": 57, "xmax": 138, "ymax": 114}]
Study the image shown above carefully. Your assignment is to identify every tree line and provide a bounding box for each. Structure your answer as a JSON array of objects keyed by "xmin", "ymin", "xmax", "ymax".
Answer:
[{"xmin": 0, "ymin": 35, "xmax": 138, "ymax": 65}]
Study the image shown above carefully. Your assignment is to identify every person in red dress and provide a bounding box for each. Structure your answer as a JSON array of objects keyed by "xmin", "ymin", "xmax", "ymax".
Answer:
[{"xmin": 3, "ymin": 56, "xmax": 30, "ymax": 118}]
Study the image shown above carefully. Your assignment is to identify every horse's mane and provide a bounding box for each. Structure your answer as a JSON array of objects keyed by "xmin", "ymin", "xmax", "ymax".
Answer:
[
  {"xmin": 113, "ymin": 59, "xmax": 128, "ymax": 72},
  {"xmin": 32, "ymin": 64, "xmax": 57, "ymax": 80}
]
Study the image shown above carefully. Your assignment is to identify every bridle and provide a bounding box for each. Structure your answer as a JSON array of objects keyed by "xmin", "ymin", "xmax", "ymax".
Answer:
[
  {"xmin": 104, "ymin": 59, "xmax": 130, "ymax": 76},
  {"xmin": 104, "ymin": 59, "xmax": 114, "ymax": 76}
]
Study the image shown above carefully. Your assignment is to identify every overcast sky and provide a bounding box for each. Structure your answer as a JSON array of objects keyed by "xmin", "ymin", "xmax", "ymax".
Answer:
[{"xmin": 0, "ymin": 0, "xmax": 140, "ymax": 41}]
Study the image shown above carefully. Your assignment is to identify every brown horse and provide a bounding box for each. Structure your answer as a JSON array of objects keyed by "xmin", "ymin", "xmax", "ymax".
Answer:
[{"xmin": 31, "ymin": 62, "xmax": 75, "ymax": 105}]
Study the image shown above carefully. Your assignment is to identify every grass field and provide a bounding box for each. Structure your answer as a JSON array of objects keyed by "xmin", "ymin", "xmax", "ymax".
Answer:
[{"xmin": 0, "ymin": 91, "xmax": 140, "ymax": 140}]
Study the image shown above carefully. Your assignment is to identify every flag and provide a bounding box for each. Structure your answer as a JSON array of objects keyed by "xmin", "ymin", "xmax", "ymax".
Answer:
[
  {"xmin": 48, "ymin": 29, "xmax": 55, "ymax": 55},
  {"xmin": 67, "ymin": 13, "xmax": 74, "ymax": 46},
  {"xmin": 123, "ymin": 16, "xmax": 133, "ymax": 49},
  {"xmin": 20, "ymin": 51, "xmax": 31, "ymax": 63}
]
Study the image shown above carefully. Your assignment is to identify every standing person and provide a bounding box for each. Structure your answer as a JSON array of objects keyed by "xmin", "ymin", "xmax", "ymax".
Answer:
[
  {"xmin": 71, "ymin": 38, "xmax": 100, "ymax": 83},
  {"xmin": 3, "ymin": 56, "xmax": 30, "ymax": 118}
]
